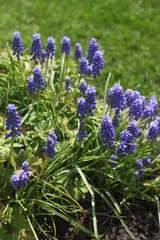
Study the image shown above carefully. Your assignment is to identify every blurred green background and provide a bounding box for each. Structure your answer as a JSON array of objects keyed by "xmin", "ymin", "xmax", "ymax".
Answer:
[{"xmin": 0, "ymin": 0, "xmax": 160, "ymax": 97}]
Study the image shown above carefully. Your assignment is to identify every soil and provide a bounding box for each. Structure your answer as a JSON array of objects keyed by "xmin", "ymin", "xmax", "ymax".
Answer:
[{"xmin": 36, "ymin": 199, "xmax": 160, "ymax": 240}]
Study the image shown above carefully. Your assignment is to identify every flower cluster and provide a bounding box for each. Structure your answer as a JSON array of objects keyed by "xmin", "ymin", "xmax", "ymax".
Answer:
[
  {"xmin": 75, "ymin": 43, "xmax": 83, "ymax": 60},
  {"xmin": 125, "ymin": 90, "xmax": 140, "ymax": 107},
  {"xmin": 77, "ymin": 97, "xmax": 87, "ymax": 120},
  {"xmin": 46, "ymin": 37, "xmax": 55, "ymax": 59},
  {"xmin": 78, "ymin": 121, "xmax": 88, "ymax": 141},
  {"xmin": 117, "ymin": 130, "xmax": 136, "ymax": 157},
  {"xmin": 85, "ymin": 86, "xmax": 97, "ymax": 116},
  {"xmin": 65, "ymin": 77, "xmax": 71, "ymax": 91},
  {"xmin": 11, "ymin": 161, "xmax": 29, "ymax": 190},
  {"xmin": 30, "ymin": 33, "xmax": 43, "ymax": 63},
  {"xmin": 79, "ymin": 57, "xmax": 89, "ymax": 75},
  {"xmin": 147, "ymin": 117, "xmax": 160, "ymax": 140},
  {"xmin": 129, "ymin": 96, "xmax": 145, "ymax": 120},
  {"xmin": 107, "ymin": 83, "xmax": 127, "ymax": 111},
  {"xmin": 101, "ymin": 114, "xmax": 115, "ymax": 148},
  {"xmin": 128, "ymin": 120, "xmax": 140, "ymax": 138},
  {"xmin": 80, "ymin": 80, "xmax": 87, "ymax": 94},
  {"xmin": 43, "ymin": 131, "xmax": 58, "ymax": 159},
  {"xmin": 92, "ymin": 51, "xmax": 104, "ymax": 78},
  {"xmin": 27, "ymin": 76, "xmax": 35, "ymax": 96},
  {"xmin": 87, "ymin": 65, "xmax": 93, "ymax": 77},
  {"xmin": 6, "ymin": 104, "xmax": 22, "ymax": 139},
  {"xmin": 134, "ymin": 157, "xmax": 152, "ymax": 180},
  {"xmin": 88, "ymin": 38, "xmax": 99, "ymax": 62},
  {"xmin": 143, "ymin": 96, "xmax": 159, "ymax": 119},
  {"xmin": 61, "ymin": 36, "xmax": 71, "ymax": 55},
  {"xmin": 12, "ymin": 31, "xmax": 24, "ymax": 61},
  {"xmin": 33, "ymin": 66, "xmax": 45, "ymax": 91}
]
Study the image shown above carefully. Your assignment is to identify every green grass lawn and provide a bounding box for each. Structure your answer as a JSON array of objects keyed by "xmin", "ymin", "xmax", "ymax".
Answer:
[{"xmin": 0, "ymin": 0, "xmax": 160, "ymax": 97}]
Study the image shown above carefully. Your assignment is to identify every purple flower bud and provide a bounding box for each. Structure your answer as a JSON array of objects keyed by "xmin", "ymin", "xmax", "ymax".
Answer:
[
  {"xmin": 33, "ymin": 66, "xmax": 45, "ymax": 91},
  {"xmin": 6, "ymin": 104, "xmax": 21, "ymax": 139},
  {"xmin": 129, "ymin": 96, "xmax": 145, "ymax": 120},
  {"xmin": 77, "ymin": 97, "xmax": 87, "ymax": 120},
  {"xmin": 22, "ymin": 161, "xmax": 29, "ymax": 173},
  {"xmin": 46, "ymin": 37, "xmax": 55, "ymax": 59},
  {"xmin": 80, "ymin": 80, "xmax": 87, "ymax": 94},
  {"xmin": 136, "ymin": 158, "xmax": 143, "ymax": 169},
  {"xmin": 12, "ymin": 31, "xmax": 24, "ymax": 61},
  {"xmin": 30, "ymin": 33, "xmax": 43, "ymax": 63},
  {"xmin": 107, "ymin": 83, "xmax": 127, "ymax": 111},
  {"xmin": 88, "ymin": 38, "xmax": 99, "ymax": 62},
  {"xmin": 128, "ymin": 120, "xmax": 140, "ymax": 138},
  {"xmin": 40, "ymin": 50, "xmax": 46, "ymax": 65},
  {"xmin": 85, "ymin": 86, "xmax": 97, "ymax": 116},
  {"xmin": 79, "ymin": 57, "xmax": 89, "ymax": 76},
  {"xmin": 27, "ymin": 76, "xmax": 36, "ymax": 96},
  {"xmin": 117, "ymin": 130, "xmax": 136, "ymax": 157},
  {"xmin": 75, "ymin": 43, "xmax": 83, "ymax": 59},
  {"xmin": 87, "ymin": 65, "xmax": 93, "ymax": 77},
  {"xmin": 92, "ymin": 51, "xmax": 104, "ymax": 78},
  {"xmin": 143, "ymin": 96, "xmax": 159, "ymax": 119},
  {"xmin": 19, "ymin": 170, "xmax": 29, "ymax": 186},
  {"xmin": 43, "ymin": 131, "xmax": 58, "ymax": 159},
  {"xmin": 78, "ymin": 121, "xmax": 88, "ymax": 141},
  {"xmin": 65, "ymin": 77, "xmax": 71, "ymax": 91},
  {"xmin": 125, "ymin": 90, "xmax": 140, "ymax": 107},
  {"xmin": 144, "ymin": 157, "xmax": 151, "ymax": 167},
  {"xmin": 101, "ymin": 114, "xmax": 115, "ymax": 148},
  {"xmin": 109, "ymin": 154, "xmax": 117, "ymax": 168},
  {"xmin": 147, "ymin": 117, "xmax": 160, "ymax": 140},
  {"xmin": 61, "ymin": 36, "xmax": 71, "ymax": 55},
  {"xmin": 11, "ymin": 174, "xmax": 19, "ymax": 190}
]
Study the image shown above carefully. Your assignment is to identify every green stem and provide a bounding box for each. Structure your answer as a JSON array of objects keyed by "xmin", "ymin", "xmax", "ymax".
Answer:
[
  {"xmin": 44, "ymin": 57, "xmax": 49, "ymax": 81},
  {"xmin": 37, "ymin": 90, "xmax": 39, "ymax": 116},
  {"xmin": 3, "ymin": 79, "xmax": 10, "ymax": 130},
  {"xmin": 7, "ymin": 135, "xmax": 15, "ymax": 168},
  {"xmin": 59, "ymin": 52, "xmax": 66, "ymax": 97}
]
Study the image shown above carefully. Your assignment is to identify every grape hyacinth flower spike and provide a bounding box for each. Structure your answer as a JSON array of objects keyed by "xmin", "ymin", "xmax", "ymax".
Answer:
[
  {"xmin": 6, "ymin": 104, "xmax": 22, "ymax": 139},
  {"xmin": 65, "ymin": 77, "xmax": 71, "ymax": 91},
  {"xmin": 75, "ymin": 43, "xmax": 83, "ymax": 60},
  {"xmin": 79, "ymin": 57, "xmax": 89, "ymax": 76},
  {"xmin": 77, "ymin": 97, "xmax": 87, "ymax": 120},
  {"xmin": 12, "ymin": 31, "xmax": 24, "ymax": 61},
  {"xmin": 11, "ymin": 161, "xmax": 30, "ymax": 190},
  {"xmin": 101, "ymin": 114, "xmax": 115, "ymax": 148},
  {"xmin": 61, "ymin": 36, "xmax": 71, "ymax": 55},
  {"xmin": 46, "ymin": 37, "xmax": 55, "ymax": 59},
  {"xmin": 92, "ymin": 51, "xmax": 104, "ymax": 78},
  {"xmin": 88, "ymin": 38, "xmax": 99, "ymax": 62},
  {"xmin": 30, "ymin": 33, "xmax": 42, "ymax": 63},
  {"xmin": 117, "ymin": 130, "xmax": 136, "ymax": 157},
  {"xmin": 43, "ymin": 131, "xmax": 58, "ymax": 159},
  {"xmin": 27, "ymin": 76, "xmax": 36, "ymax": 96},
  {"xmin": 40, "ymin": 50, "xmax": 46, "ymax": 65},
  {"xmin": 85, "ymin": 86, "xmax": 97, "ymax": 116},
  {"xmin": 33, "ymin": 66, "xmax": 45, "ymax": 91},
  {"xmin": 147, "ymin": 117, "xmax": 160, "ymax": 140},
  {"xmin": 78, "ymin": 121, "xmax": 88, "ymax": 141},
  {"xmin": 80, "ymin": 80, "xmax": 87, "ymax": 95}
]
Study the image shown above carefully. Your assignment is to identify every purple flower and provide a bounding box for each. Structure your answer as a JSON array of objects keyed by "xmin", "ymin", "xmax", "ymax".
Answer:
[
  {"xmin": 6, "ymin": 104, "xmax": 22, "ymax": 139},
  {"xmin": 61, "ymin": 36, "xmax": 71, "ymax": 55},
  {"xmin": 144, "ymin": 157, "xmax": 151, "ymax": 167},
  {"xmin": 80, "ymin": 80, "xmax": 87, "ymax": 94},
  {"xmin": 88, "ymin": 38, "xmax": 99, "ymax": 62},
  {"xmin": 117, "ymin": 130, "xmax": 136, "ymax": 157},
  {"xmin": 46, "ymin": 37, "xmax": 55, "ymax": 59},
  {"xmin": 22, "ymin": 161, "xmax": 29, "ymax": 173},
  {"xmin": 92, "ymin": 51, "xmax": 104, "ymax": 78},
  {"xmin": 125, "ymin": 90, "xmax": 140, "ymax": 107},
  {"xmin": 136, "ymin": 158, "xmax": 143, "ymax": 169},
  {"xmin": 128, "ymin": 120, "xmax": 140, "ymax": 138},
  {"xmin": 19, "ymin": 170, "xmax": 29, "ymax": 186},
  {"xmin": 78, "ymin": 121, "xmax": 88, "ymax": 141},
  {"xmin": 129, "ymin": 96, "xmax": 145, "ymax": 120},
  {"xmin": 143, "ymin": 96, "xmax": 159, "ymax": 119},
  {"xmin": 65, "ymin": 77, "xmax": 71, "ymax": 91},
  {"xmin": 87, "ymin": 65, "xmax": 93, "ymax": 77},
  {"xmin": 77, "ymin": 97, "xmax": 87, "ymax": 120},
  {"xmin": 33, "ymin": 66, "xmax": 45, "ymax": 91},
  {"xmin": 107, "ymin": 83, "xmax": 127, "ymax": 111},
  {"xmin": 11, "ymin": 174, "xmax": 19, "ymax": 190},
  {"xmin": 134, "ymin": 171, "xmax": 144, "ymax": 180},
  {"xmin": 30, "ymin": 33, "xmax": 43, "ymax": 63},
  {"xmin": 101, "ymin": 114, "xmax": 115, "ymax": 148},
  {"xmin": 79, "ymin": 57, "xmax": 89, "ymax": 75},
  {"xmin": 43, "ymin": 131, "xmax": 58, "ymax": 159},
  {"xmin": 27, "ymin": 76, "xmax": 36, "ymax": 96},
  {"xmin": 12, "ymin": 31, "xmax": 24, "ymax": 61},
  {"xmin": 40, "ymin": 50, "xmax": 46, "ymax": 65},
  {"xmin": 75, "ymin": 43, "xmax": 83, "ymax": 59},
  {"xmin": 147, "ymin": 117, "xmax": 160, "ymax": 140},
  {"xmin": 109, "ymin": 154, "xmax": 117, "ymax": 168},
  {"xmin": 85, "ymin": 86, "xmax": 97, "ymax": 116}
]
